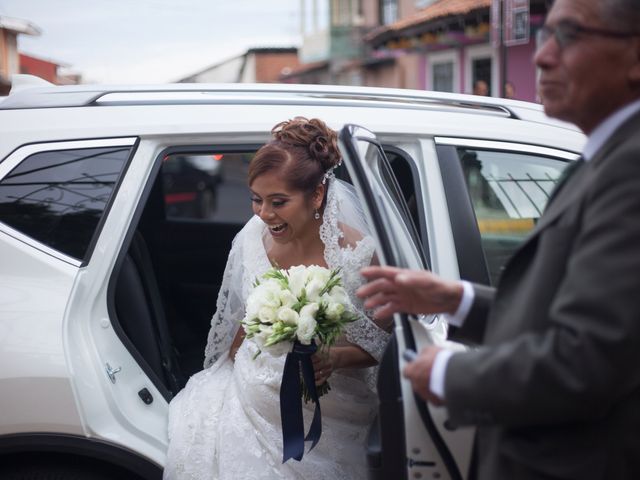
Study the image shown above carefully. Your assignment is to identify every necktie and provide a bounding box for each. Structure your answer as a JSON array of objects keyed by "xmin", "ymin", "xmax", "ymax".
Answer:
[{"xmin": 545, "ymin": 156, "xmax": 585, "ymax": 208}]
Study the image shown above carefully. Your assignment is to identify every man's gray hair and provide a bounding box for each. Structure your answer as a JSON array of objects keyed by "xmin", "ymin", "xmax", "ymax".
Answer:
[{"xmin": 600, "ymin": 0, "xmax": 640, "ymax": 32}]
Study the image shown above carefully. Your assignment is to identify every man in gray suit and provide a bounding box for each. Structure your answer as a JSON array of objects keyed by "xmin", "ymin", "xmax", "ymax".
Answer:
[{"xmin": 357, "ymin": 0, "xmax": 640, "ymax": 478}]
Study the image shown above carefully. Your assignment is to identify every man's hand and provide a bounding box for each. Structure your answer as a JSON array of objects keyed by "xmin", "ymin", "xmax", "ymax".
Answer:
[
  {"xmin": 357, "ymin": 266, "xmax": 463, "ymax": 320},
  {"xmin": 403, "ymin": 346, "xmax": 444, "ymax": 406}
]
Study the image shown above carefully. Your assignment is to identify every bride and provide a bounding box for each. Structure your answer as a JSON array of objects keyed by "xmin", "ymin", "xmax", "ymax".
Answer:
[{"xmin": 164, "ymin": 117, "xmax": 391, "ymax": 479}]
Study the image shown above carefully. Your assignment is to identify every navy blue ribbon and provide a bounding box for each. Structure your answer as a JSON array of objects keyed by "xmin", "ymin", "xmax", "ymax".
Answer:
[{"xmin": 280, "ymin": 340, "xmax": 322, "ymax": 463}]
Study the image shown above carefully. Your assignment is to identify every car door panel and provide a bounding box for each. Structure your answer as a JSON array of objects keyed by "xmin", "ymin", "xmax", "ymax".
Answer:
[{"xmin": 339, "ymin": 125, "xmax": 473, "ymax": 480}]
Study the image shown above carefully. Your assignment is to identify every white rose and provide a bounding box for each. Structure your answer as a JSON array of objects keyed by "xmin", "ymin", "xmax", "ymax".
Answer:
[
  {"xmin": 260, "ymin": 279, "xmax": 285, "ymax": 308},
  {"xmin": 306, "ymin": 265, "xmax": 332, "ymax": 285},
  {"xmin": 245, "ymin": 290, "xmax": 263, "ymax": 318},
  {"xmin": 279, "ymin": 289, "xmax": 298, "ymax": 308},
  {"xmin": 297, "ymin": 303, "xmax": 319, "ymax": 345},
  {"xmin": 258, "ymin": 306, "xmax": 277, "ymax": 324},
  {"xmin": 287, "ymin": 265, "xmax": 309, "ymax": 297},
  {"xmin": 325, "ymin": 302, "xmax": 345, "ymax": 322},
  {"xmin": 247, "ymin": 281, "xmax": 280, "ymax": 315},
  {"xmin": 277, "ymin": 306, "xmax": 299, "ymax": 325},
  {"xmin": 305, "ymin": 278, "xmax": 325, "ymax": 302},
  {"xmin": 327, "ymin": 285, "xmax": 350, "ymax": 306}
]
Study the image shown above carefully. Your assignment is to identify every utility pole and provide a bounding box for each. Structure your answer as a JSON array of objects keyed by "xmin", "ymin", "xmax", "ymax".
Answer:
[{"xmin": 500, "ymin": 0, "xmax": 507, "ymax": 98}]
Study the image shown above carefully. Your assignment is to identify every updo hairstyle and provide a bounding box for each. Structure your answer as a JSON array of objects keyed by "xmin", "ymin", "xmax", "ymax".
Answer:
[{"xmin": 248, "ymin": 117, "xmax": 341, "ymax": 195}]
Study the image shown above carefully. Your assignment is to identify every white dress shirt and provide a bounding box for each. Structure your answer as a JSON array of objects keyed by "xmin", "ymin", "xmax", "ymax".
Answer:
[{"xmin": 428, "ymin": 98, "xmax": 640, "ymax": 401}]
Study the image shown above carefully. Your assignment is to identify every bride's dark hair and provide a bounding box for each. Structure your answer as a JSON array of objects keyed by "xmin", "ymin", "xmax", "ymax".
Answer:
[{"xmin": 248, "ymin": 117, "xmax": 341, "ymax": 194}]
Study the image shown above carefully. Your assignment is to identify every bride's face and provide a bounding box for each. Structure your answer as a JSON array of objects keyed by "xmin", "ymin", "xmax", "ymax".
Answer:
[{"xmin": 250, "ymin": 171, "xmax": 322, "ymax": 244}]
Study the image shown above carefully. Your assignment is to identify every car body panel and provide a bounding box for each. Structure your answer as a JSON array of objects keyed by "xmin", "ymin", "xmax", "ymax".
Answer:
[{"xmin": 0, "ymin": 227, "xmax": 81, "ymax": 435}]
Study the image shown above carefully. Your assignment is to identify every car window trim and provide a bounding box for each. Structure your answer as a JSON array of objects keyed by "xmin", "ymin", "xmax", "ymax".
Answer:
[
  {"xmin": 435, "ymin": 137, "xmax": 581, "ymax": 160},
  {"xmin": 0, "ymin": 223, "xmax": 82, "ymax": 267},
  {"xmin": 0, "ymin": 137, "xmax": 138, "ymax": 177}
]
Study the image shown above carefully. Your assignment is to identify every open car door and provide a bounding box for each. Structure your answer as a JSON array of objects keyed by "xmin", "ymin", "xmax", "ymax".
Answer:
[{"xmin": 338, "ymin": 125, "xmax": 475, "ymax": 480}]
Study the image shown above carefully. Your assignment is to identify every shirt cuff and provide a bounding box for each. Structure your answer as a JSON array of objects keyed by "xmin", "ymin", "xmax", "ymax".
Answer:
[
  {"xmin": 429, "ymin": 349, "xmax": 456, "ymax": 400},
  {"xmin": 442, "ymin": 280, "xmax": 474, "ymax": 327}
]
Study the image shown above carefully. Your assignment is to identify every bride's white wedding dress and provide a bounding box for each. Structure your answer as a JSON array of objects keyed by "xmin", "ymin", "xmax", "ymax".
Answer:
[{"xmin": 164, "ymin": 180, "xmax": 391, "ymax": 480}]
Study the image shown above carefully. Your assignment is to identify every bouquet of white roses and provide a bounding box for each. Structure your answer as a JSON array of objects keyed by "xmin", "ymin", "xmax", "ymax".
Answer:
[{"xmin": 242, "ymin": 264, "xmax": 358, "ymax": 398}]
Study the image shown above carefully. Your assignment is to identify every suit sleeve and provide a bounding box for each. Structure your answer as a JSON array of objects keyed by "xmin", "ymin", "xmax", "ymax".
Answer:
[
  {"xmin": 444, "ymin": 145, "xmax": 640, "ymax": 427},
  {"xmin": 448, "ymin": 283, "xmax": 495, "ymax": 345}
]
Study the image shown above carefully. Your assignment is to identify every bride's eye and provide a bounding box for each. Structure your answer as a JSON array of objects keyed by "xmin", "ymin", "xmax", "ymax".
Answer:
[
  {"xmin": 250, "ymin": 196, "xmax": 262, "ymax": 205},
  {"xmin": 272, "ymin": 199, "xmax": 287, "ymax": 207}
]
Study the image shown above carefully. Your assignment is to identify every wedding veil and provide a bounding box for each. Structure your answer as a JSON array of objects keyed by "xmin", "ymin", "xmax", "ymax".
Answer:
[{"xmin": 203, "ymin": 176, "xmax": 388, "ymax": 369}]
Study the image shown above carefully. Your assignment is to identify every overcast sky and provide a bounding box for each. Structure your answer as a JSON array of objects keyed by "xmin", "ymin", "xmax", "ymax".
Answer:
[{"xmin": 0, "ymin": 0, "xmax": 302, "ymax": 84}]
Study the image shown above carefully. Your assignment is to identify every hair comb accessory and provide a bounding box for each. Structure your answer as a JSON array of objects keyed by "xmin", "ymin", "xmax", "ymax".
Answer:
[{"xmin": 321, "ymin": 160, "xmax": 342, "ymax": 185}]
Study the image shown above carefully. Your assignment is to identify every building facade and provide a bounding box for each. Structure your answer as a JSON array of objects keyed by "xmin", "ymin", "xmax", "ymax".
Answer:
[
  {"xmin": 0, "ymin": 16, "xmax": 40, "ymax": 94},
  {"xmin": 286, "ymin": 0, "xmax": 546, "ymax": 102},
  {"xmin": 178, "ymin": 48, "xmax": 300, "ymax": 84}
]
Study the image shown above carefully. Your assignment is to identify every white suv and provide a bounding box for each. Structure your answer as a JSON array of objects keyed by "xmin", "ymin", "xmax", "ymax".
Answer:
[{"xmin": 0, "ymin": 80, "xmax": 584, "ymax": 479}]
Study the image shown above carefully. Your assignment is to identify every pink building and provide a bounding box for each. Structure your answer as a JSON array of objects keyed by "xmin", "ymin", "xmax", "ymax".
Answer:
[
  {"xmin": 285, "ymin": 0, "xmax": 546, "ymax": 102},
  {"xmin": 365, "ymin": 0, "xmax": 546, "ymax": 102}
]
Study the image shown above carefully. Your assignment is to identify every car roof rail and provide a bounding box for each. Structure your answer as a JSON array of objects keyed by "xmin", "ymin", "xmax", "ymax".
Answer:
[
  {"xmin": 0, "ymin": 82, "xmax": 522, "ymax": 117},
  {"xmin": 9, "ymin": 74, "xmax": 55, "ymax": 94},
  {"xmin": 1, "ymin": 82, "xmax": 578, "ymax": 128}
]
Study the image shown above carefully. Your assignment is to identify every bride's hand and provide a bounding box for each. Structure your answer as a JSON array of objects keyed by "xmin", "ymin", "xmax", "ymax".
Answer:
[{"xmin": 312, "ymin": 349, "xmax": 334, "ymax": 385}]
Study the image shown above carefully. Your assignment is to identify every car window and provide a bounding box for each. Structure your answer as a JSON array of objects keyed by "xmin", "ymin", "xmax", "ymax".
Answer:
[
  {"xmin": 162, "ymin": 151, "xmax": 254, "ymax": 223},
  {"xmin": 384, "ymin": 149, "xmax": 423, "ymax": 237},
  {"xmin": 338, "ymin": 145, "xmax": 428, "ymax": 260},
  {"xmin": 456, "ymin": 147, "xmax": 567, "ymax": 284},
  {"xmin": 0, "ymin": 145, "xmax": 132, "ymax": 260}
]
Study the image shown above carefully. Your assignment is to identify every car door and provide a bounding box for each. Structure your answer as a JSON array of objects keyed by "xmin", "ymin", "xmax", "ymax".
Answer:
[{"xmin": 338, "ymin": 124, "xmax": 474, "ymax": 480}]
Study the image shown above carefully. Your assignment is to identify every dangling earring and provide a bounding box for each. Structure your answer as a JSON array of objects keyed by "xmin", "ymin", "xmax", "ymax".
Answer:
[{"xmin": 314, "ymin": 209, "xmax": 320, "ymax": 220}]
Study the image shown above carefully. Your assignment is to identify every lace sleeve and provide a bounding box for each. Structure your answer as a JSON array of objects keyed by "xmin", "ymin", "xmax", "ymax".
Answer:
[
  {"xmin": 203, "ymin": 235, "xmax": 245, "ymax": 368},
  {"xmin": 321, "ymin": 179, "xmax": 391, "ymax": 362},
  {"xmin": 203, "ymin": 217, "xmax": 270, "ymax": 368},
  {"xmin": 340, "ymin": 237, "xmax": 391, "ymax": 362}
]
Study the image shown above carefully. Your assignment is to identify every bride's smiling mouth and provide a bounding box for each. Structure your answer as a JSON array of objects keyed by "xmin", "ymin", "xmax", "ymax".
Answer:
[{"xmin": 269, "ymin": 223, "xmax": 288, "ymax": 236}]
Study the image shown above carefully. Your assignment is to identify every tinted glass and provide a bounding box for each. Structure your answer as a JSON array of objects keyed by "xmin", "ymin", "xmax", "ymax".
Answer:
[
  {"xmin": 0, "ymin": 146, "xmax": 131, "ymax": 260},
  {"xmin": 385, "ymin": 150, "xmax": 422, "ymax": 240},
  {"xmin": 162, "ymin": 152, "xmax": 254, "ymax": 223},
  {"xmin": 457, "ymin": 147, "xmax": 567, "ymax": 284}
]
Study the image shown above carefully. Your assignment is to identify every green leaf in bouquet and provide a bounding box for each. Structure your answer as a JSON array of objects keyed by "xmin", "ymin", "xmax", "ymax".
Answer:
[
  {"xmin": 318, "ymin": 268, "xmax": 343, "ymax": 297},
  {"xmin": 262, "ymin": 267, "xmax": 289, "ymax": 289},
  {"xmin": 292, "ymin": 288, "xmax": 308, "ymax": 312}
]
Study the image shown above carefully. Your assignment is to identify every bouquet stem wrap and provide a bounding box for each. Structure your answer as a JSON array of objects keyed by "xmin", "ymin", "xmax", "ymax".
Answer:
[{"xmin": 280, "ymin": 340, "xmax": 322, "ymax": 463}]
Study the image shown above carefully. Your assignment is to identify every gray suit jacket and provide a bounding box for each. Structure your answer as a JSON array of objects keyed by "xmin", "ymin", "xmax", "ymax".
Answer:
[{"xmin": 445, "ymin": 109, "xmax": 640, "ymax": 480}]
